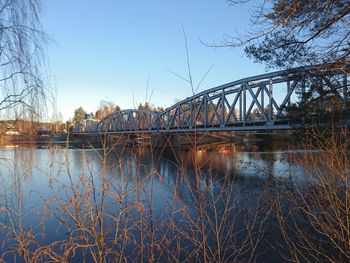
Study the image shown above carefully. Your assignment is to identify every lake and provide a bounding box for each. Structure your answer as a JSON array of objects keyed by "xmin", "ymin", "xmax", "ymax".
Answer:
[{"xmin": 0, "ymin": 135, "xmax": 337, "ymax": 262}]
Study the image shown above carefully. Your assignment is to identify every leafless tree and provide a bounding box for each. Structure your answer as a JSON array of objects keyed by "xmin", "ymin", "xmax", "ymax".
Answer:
[{"xmin": 0, "ymin": 0, "xmax": 49, "ymax": 123}]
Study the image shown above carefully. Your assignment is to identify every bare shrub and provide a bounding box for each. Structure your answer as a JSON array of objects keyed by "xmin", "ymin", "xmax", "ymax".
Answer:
[{"xmin": 274, "ymin": 128, "xmax": 350, "ymax": 262}]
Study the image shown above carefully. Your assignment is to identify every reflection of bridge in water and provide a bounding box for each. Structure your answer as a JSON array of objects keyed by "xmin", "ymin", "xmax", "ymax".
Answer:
[{"xmin": 73, "ymin": 64, "xmax": 349, "ymax": 134}]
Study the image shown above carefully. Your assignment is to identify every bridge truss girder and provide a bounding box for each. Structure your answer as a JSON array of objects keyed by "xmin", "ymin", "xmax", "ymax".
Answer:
[
  {"xmin": 75, "ymin": 65, "xmax": 349, "ymax": 134},
  {"xmin": 96, "ymin": 109, "xmax": 159, "ymax": 133}
]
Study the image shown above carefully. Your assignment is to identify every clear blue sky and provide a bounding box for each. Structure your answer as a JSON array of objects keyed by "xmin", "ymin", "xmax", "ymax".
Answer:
[{"xmin": 43, "ymin": 0, "xmax": 267, "ymax": 121}]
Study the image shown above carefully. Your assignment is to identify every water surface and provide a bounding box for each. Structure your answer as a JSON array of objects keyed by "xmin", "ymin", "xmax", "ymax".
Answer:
[{"xmin": 0, "ymin": 142, "xmax": 309, "ymax": 262}]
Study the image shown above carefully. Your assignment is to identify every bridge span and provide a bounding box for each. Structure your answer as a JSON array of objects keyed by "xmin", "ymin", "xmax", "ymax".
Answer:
[{"xmin": 73, "ymin": 64, "xmax": 349, "ymax": 134}]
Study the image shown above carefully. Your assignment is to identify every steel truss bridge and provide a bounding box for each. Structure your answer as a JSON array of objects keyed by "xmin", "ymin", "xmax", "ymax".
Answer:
[{"xmin": 73, "ymin": 64, "xmax": 349, "ymax": 134}]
